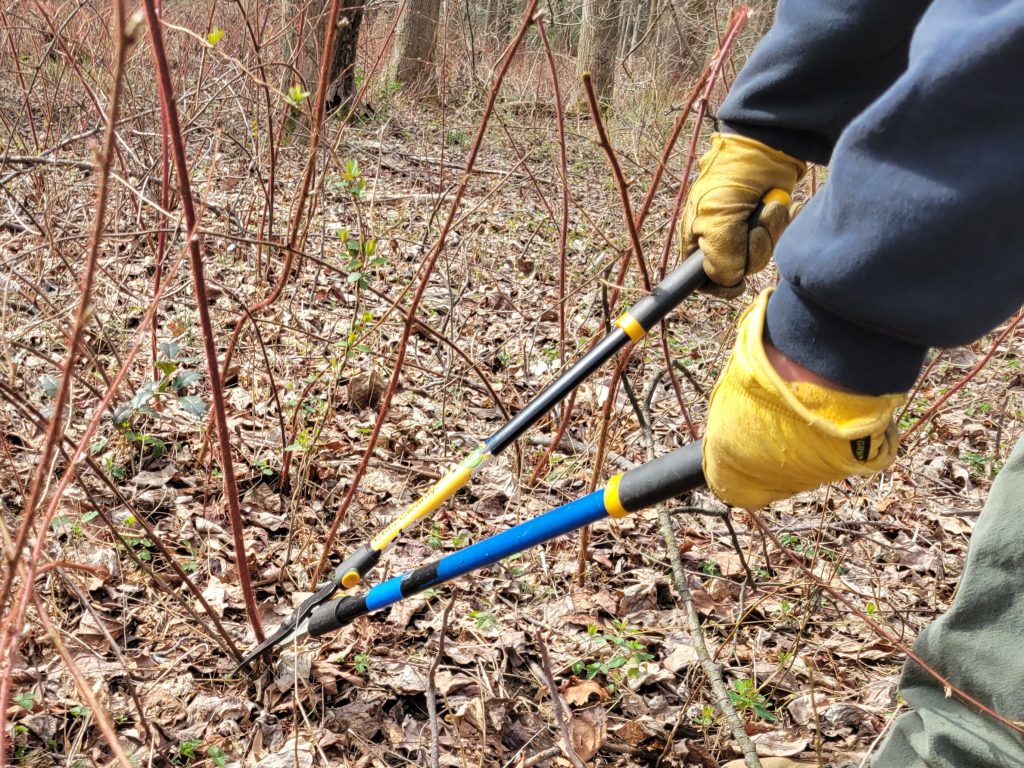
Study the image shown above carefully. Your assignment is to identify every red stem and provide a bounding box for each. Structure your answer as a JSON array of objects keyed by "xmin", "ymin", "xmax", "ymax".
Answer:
[
  {"xmin": 0, "ymin": 3, "xmax": 131, "ymax": 761},
  {"xmin": 141, "ymin": 0, "xmax": 264, "ymax": 640}
]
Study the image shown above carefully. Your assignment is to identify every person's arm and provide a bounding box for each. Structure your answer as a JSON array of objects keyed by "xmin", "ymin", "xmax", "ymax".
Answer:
[
  {"xmin": 766, "ymin": 0, "xmax": 1024, "ymax": 396},
  {"xmin": 718, "ymin": 0, "xmax": 931, "ymax": 164},
  {"xmin": 703, "ymin": 0, "xmax": 1024, "ymax": 507},
  {"xmin": 679, "ymin": 1, "xmax": 931, "ymax": 296}
]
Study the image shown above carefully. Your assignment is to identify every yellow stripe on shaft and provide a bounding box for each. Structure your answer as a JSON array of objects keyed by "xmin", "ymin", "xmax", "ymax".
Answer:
[
  {"xmin": 615, "ymin": 312, "xmax": 645, "ymax": 342},
  {"xmin": 370, "ymin": 464, "xmax": 476, "ymax": 551},
  {"xmin": 762, "ymin": 188, "xmax": 791, "ymax": 207},
  {"xmin": 603, "ymin": 473, "xmax": 627, "ymax": 518}
]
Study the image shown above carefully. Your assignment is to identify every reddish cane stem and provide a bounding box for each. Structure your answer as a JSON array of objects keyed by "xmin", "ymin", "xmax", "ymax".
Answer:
[{"xmin": 140, "ymin": 0, "xmax": 264, "ymax": 640}]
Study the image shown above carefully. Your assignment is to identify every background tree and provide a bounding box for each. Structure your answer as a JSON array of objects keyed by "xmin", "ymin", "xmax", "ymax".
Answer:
[
  {"xmin": 486, "ymin": 0, "xmax": 514, "ymax": 48},
  {"xmin": 390, "ymin": 0, "xmax": 443, "ymax": 89},
  {"xmin": 283, "ymin": 0, "xmax": 365, "ymax": 113},
  {"xmin": 577, "ymin": 0, "xmax": 621, "ymax": 105}
]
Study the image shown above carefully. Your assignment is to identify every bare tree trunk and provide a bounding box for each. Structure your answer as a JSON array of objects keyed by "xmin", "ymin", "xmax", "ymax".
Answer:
[
  {"xmin": 486, "ymin": 0, "xmax": 514, "ymax": 48},
  {"xmin": 577, "ymin": 0, "xmax": 621, "ymax": 105},
  {"xmin": 655, "ymin": 0, "xmax": 711, "ymax": 84},
  {"xmin": 282, "ymin": 0, "xmax": 365, "ymax": 114},
  {"xmin": 391, "ymin": 0, "xmax": 443, "ymax": 89},
  {"xmin": 631, "ymin": 0, "xmax": 650, "ymax": 50}
]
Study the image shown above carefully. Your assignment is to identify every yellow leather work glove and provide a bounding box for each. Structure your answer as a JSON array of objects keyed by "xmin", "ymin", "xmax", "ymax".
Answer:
[
  {"xmin": 703, "ymin": 290, "xmax": 905, "ymax": 509},
  {"xmin": 681, "ymin": 133, "xmax": 807, "ymax": 298}
]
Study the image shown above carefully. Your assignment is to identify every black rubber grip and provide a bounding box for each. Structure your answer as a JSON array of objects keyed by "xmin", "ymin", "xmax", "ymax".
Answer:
[
  {"xmin": 627, "ymin": 252, "xmax": 708, "ymax": 330},
  {"xmin": 333, "ymin": 544, "xmax": 381, "ymax": 585},
  {"xmin": 617, "ymin": 441, "xmax": 705, "ymax": 512},
  {"xmin": 308, "ymin": 594, "xmax": 369, "ymax": 638}
]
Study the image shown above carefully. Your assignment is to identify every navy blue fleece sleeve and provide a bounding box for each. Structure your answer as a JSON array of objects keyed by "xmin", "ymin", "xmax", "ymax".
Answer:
[
  {"xmin": 763, "ymin": 0, "xmax": 1024, "ymax": 395},
  {"xmin": 718, "ymin": 0, "xmax": 930, "ymax": 164}
]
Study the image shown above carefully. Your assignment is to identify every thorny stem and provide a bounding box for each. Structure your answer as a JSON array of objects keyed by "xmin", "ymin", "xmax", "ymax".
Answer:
[
  {"xmin": 0, "ymin": 3, "xmax": 134, "ymax": 762},
  {"xmin": 533, "ymin": 11, "xmax": 747, "ymax": 481},
  {"xmin": 535, "ymin": 13, "xmax": 570, "ymax": 376},
  {"xmin": 575, "ymin": 358, "xmax": 626, "ymax": 585},
  {"xmin": 625, "ymin": 324, "xmax": 762, "ymax": 767},
  {"xmin": 654, "ymin": 7, "xmax": 750, "ymax": 440},
  {"xmin": 425, "ymin": 593, "xmax": 458, "ymax": 768},
  {"xmin": 152, "ymin": 0, "xmax": 169, "ymax": 380},
  {"xmin": 582, "ymin": 72, "xmax": 650, "ymax": 290},
  {"xmin": 141, "ymin": 0, "xmax": 264, "ymax": 640},
  {"xmin": 312, "ymin": 0, "xmax": 542, "ymax": 586},
  {"xmin": 658, "ymin": 509, "xmax": 763, "ymax": 767}
]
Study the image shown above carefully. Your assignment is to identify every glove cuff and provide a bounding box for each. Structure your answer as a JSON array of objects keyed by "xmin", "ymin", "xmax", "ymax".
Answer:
[
  {"xmin": 709, "ymin": 132, "xmax": 808, "ymax": 187},
  {"xmin": 736, "ymin": 290, "xmax": 905, "ymax": 439}
]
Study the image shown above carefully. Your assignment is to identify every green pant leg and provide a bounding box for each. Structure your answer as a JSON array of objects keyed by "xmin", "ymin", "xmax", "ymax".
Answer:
[{"xmin": 871, "ymin": 437, "xmax": 1024, "ymax": 768}]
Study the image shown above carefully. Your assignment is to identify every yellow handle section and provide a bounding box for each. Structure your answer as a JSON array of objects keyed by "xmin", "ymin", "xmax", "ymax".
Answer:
[
  {"xmin": 762, "ymin": 188, "xmax": 791, "ymax": 207},
  {"xmin": 370, "ymin": 462, "xmax": 477, "ymax": 551},
  {"xmin": 603, "ymin": 473, "xmax": 627, "ymax": 518},
  {"xmin": 614, "ymin": 311, "xmax": 645, "ymax": 342}
]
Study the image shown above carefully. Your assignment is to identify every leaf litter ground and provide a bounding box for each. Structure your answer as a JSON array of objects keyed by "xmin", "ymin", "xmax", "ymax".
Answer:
[{"xmin": 1, "ymin": 97, "xmax": 1021, "ymax": 768}]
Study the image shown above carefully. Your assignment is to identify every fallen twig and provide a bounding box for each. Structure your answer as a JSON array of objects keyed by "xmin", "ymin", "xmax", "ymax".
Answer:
[
  {"xmin": 532, "ymin": 630, "xmax": 586, "ymax": 768},
  {"xmin": 425, "ymin": 592, "xmax": 458, "ymax": 768}
]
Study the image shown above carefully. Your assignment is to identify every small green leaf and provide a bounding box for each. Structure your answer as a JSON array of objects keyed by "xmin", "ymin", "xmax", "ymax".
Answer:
[
  {"xmin": 172, "ymin": 370, "xmax": 201, "ymax": 390},
  {"xmin": 207, "ymin": 27, "xmax": 225, "ymax": 46},
  {"xmin": 158, "ymin": 341, "xmax": 179, "ymax": 360},
  {"xmin": 178, "ymin": 395, "xmax": 207, "ymax": 417},
  {"xmin": 13, "ymin": 691, "xmax": 35, "ymax": 711},
  {"xmin": 288, "ymin": 84, "xmax": 310, "ymax": 104}
]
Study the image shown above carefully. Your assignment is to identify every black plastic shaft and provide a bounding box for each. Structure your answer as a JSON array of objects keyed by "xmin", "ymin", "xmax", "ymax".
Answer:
[
  {"xmin": 485, "ymin": 252, "xmax": 708, "ymax": 455},
  {"xmin": 627, "ymin": 251, "xmax": 708, "ymax": 331},
  {"xmin": 333, "ymin": 544, "xmax": 380, "ymax": 586},
  {"xmin": 617, "ymin": 440, "xmax": 705, "ymax": 512},
  {"xmin": 308, "ymin": 594, "xmax": 369, "ymax": 637},
  {"xmin": 486, "ymin": 328, "xmax": 630, "ymax": 454}
]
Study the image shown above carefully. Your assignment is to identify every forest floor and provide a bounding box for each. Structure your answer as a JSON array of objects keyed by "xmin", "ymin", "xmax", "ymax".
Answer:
[{"xmin": 2, "ymin": 85, "xmax": 1022, "ymax": 768}]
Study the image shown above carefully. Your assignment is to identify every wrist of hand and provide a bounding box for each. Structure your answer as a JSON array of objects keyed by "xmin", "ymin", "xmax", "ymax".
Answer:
[
  {"xmin": 764, "ymin": 341, "xmax": 857, "ymax": 394},
  {"xmin": 702, "ymin": 290, "xmax": 905, "ymax": 509}
]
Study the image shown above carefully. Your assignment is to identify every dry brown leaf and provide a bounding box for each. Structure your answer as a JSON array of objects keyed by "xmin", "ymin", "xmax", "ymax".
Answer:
[
  {"xmin": 374, "ymin": 659, "xmax": 430, "ymax": 694},
  {"xmin": 569, "ymin": 706, "xmax": 607, "ymax": 762},
  {"xmin": 561, "ymin": 678, "xmax": 609, "ymax": 706},
  {"xmin": 253, "ymin": 738, "xmax": 314, "ymax": 768},
  {"xmin": 752, "ymin": 728, "xmax": 809, "ymax": 757},
  {"xmin": 786, "ymin": 692, "xmax": 829, "ymax": 725}
]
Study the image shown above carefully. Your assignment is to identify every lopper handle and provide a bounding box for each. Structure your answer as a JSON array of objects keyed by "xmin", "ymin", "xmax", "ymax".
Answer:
[
  {"xmin": 319, "ymin": 189, "xmax": 786, "ymax": 588},
  {"xmin": 306, "ymin": 442, "xmax": 707, "ymax": 638},
  {"xmin": 487, "ymin": 187, "xmax": 789, "ymax": 454}
]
